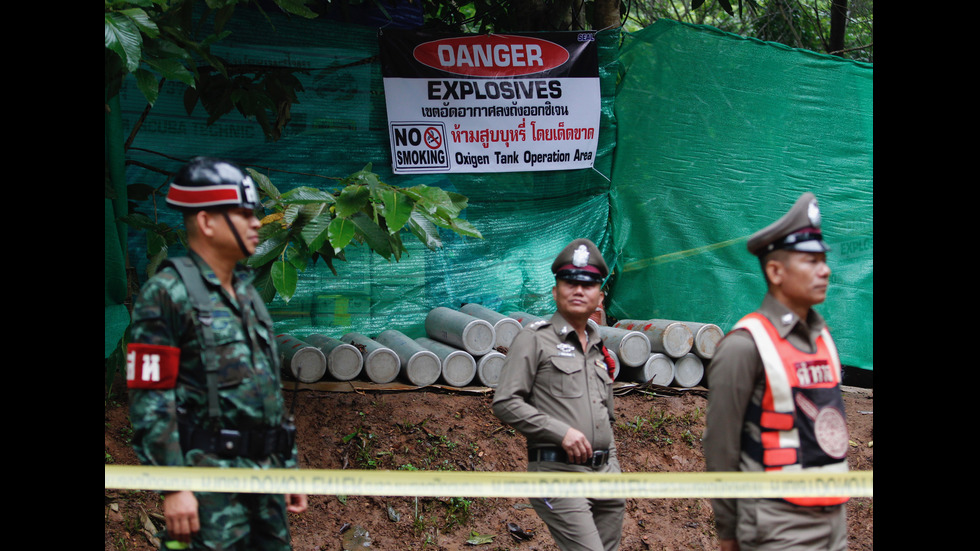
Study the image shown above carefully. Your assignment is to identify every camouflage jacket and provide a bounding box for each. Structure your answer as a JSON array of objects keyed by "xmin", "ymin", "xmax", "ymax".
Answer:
[{"xmin": 128, "ymin": 251, "xmax": 293, "ymax": 469}]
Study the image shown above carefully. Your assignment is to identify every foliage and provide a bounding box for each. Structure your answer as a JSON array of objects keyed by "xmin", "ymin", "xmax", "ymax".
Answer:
[
  {"xmin": 105, "ymin": 0, "xmax": 316, "ymax": 140},
  {"xmin": 625, "ymin": 0, "xmax": 873, "ymax": 62},
  {"xmin": 443, "ymin": 496, "xmax": 473, "ymax": 529},
  {"xmin": 246, "ymin": 164, "xmax": 482, "ymax": 302},
  {"xmin": 466, "ymin": 531, "xmax": 495, "ymax": 545},
  {"xmin": 107, "ymin": 2, "xmax": 483, "ymax": 304},
  {"xmin": 418, "ymin": 0, "xmax": 607, "ymax": 33}
]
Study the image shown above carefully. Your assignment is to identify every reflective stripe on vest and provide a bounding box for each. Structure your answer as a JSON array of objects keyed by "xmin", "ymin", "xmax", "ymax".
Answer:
[{"xmin": 734, "ymin": 313, "xmax": 849, "ymax": 506}]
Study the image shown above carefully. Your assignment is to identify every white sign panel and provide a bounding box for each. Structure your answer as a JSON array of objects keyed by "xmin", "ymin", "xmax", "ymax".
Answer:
[{"xmin": 380, "ymin": 31, "xmax": 600, "ymax": 174}]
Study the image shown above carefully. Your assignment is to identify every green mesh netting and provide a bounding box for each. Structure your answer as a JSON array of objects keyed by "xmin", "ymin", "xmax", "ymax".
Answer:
[
  {"xmin": 108, "ymin": 16, "xmax": 872, "ymax": 370},
  {"xmin": 609, "ymin": 21, "xmax": 872, "ymax": 369}
]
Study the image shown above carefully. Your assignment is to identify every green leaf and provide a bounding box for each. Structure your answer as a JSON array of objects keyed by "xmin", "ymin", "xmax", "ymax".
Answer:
[
  {"xmin": 147, "ymin": 229, "xmax": 167, "ymax": 258},
  {"xmin": 282, "ymin": 203, "xmax": 302, "ymax": 228},
  {"xmin": 466, "ymin": 531, "xmax": 495, "ymax": 545},
  {"xmin": 124, "ymin": 183, "xmax": 157, "ymax": 201},
  {"xmin": 301, "ymin": 212, "xmax": 333, "ymax": 253},
  {"xmin": 412, "ymin": 207, "xmax": 480, "ymax": 239},
  {"xmin": 273, "ymin": 0, "xmax": 319, "ymax": 18},
  {"xmin": 271, "ymin": 260, "xmax": 298, "ymax": 302},
  {"xmin": 351, "ymin": 213, "xmax": 392, "ymax": 260},
  {"xmin": 144, "ymin": 57, "xmax": 195, "ymax": 87},
  {"xmin": 402, "ymin": 184, "xmax": 451, "ymax": 212},
  {"xmin": 335, "ymin": 185, "xmax": 369, "ymax": 219},
  {"xmin": 133, "ymin": 68, "xmax": 159, "ymax": 106},
  {"xmin": 431, "ymin": 191, "xmax": 467, "ymax": 221},
  {"xmin": 387, "ymin": 230, "xmax": 406, "ymax": 262},
  {"xmin": 281, "ymin": 186, "xmax": 336, "ymax": 204},
  {"xmin": 118, "ymin": 212, "xmax": 164, "ymax": 232},
  {"xmin": 378, "ymin": 188, "xmax": 415, "ymax": 234},
  {"xmin": 407, "ymin": 211, "xmax": 442, "ymax": 251},
  {"xmin": 345, "ymin": 164, "xmax": 381, "ymax": 189},
  {"xmin": 253, "ymin": 264, "xmax": 276, "ymax": 303},
  {"xmin": 328, "ymin": 216, "xmax": 355, "ymax": 253},
  {"xmin": 445, "ymin": 191, "xmax": 470, "ymax": 216},
  {"xmin": 146, "ymin": 246, "xmax": 169, "ymax": 278},
  {"xmin": 249, "ymin": 227, "xmax": 290, "ymax": 268},
  {"xmin": 404, "ymin": 186, "xmax": 470, "ymax": 225},
  {"xmin": 183, "ymin": 85, "xmax": 200, "ymax": 115},
  {"xmin": 449, "ymin": 217, "xmax": 482, "ymax": 239},
  {"xmin": 119, "ymin": 6, "xmax": 159, "ymax": 38},
  {"xmin": 286, "ymin": 245, "xmax": 308, "ymax": 271},
  {"xmin": 316, "ymin": 244, "xmax": 345, "ymax": 276},
  {"xmin": 247, "ymin": 168, "xmax": 280, "ymax": 201},
  {"xmin": 105, "ymin": 11, "xmax": 143, "ymax": 72}
]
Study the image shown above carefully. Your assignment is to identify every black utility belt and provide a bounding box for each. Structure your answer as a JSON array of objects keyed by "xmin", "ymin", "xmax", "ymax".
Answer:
[
  {"xmin": 179, "ymin": 422, "xmax": 295, "ymax": 461},
  {"xmin": 529, "ymin": 447, "xmax": 611, "ymax": 469}
]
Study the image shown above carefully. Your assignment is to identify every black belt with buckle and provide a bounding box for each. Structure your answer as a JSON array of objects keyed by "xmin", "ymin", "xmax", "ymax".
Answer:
[
  {"xmin": 529, "ymin": 447, "xmax": 610, "ymax": 468},
  {"xmin": 179, "ymin": 422, "xmax": 295, "ymax": 461}
]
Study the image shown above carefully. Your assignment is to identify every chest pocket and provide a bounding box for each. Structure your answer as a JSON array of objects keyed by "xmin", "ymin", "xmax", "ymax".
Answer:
[
  {"xmin": 207, "ymin": 309, "xmax": 252, "ymax": 388},
  {"xmin": 542, "ymin": 355, "xmax": 584, "ymax": 398},
  {"xmin": 592, "ymin": 361, "xmax": 613, "ymax": 387}
]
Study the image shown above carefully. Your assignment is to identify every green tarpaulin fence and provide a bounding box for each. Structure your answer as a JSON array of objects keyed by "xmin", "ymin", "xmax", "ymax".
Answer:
[{"xmin": 105, "ymin": 16, "xmax": 872, "ymax": 370}]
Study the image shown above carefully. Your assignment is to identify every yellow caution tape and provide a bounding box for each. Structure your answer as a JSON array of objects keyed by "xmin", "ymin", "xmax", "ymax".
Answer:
[{"xmin": 105, "ymin": 465, "xmax": 872, "ymax": 499}]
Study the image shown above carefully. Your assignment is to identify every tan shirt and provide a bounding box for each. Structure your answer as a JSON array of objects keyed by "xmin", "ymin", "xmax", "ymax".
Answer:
[
  {"xmin": 492, "ymin": 312, "xmax": 616, "ymax": 452},
  {"xmin": 703, "ymin": 293, "xmax": 832, "ymax": 539}
]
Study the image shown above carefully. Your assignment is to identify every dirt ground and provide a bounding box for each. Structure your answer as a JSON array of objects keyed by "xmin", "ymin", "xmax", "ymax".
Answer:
[{"xmin": 105, "ymin": 380, "xmax": 873, "ymax": 550}]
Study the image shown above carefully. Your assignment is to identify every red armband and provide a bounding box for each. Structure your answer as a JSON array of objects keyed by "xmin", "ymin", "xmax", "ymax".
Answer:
[
  {"xmin": 601, "ymin": 344, "xmax": 616, "ymax": 380},
  {"xmin": 126, "ymin": 343, "xmax": 180, "ymax": 389}
]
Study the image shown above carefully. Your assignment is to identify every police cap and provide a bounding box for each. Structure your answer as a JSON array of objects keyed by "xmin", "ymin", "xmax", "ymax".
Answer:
[
  {"xmin": 551, "ymin": 238, "xmax": 608, "ymax": 284},
  {"xmin": 747, "ymin": 192, "xmax": 830, "ymax": 257},
  {"xmin": 166, "ymin": 157, "xmax": 262, "ymax": 212}
]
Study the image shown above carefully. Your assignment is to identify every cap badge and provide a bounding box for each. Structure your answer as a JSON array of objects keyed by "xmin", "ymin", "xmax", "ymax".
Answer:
[
  {"xmin": 572, "ymin": 245, "xmax": 590, "ymax": 267},
  {"xmin": 807, "ymin": 200, "xmax": 821, "ymax": 227}
]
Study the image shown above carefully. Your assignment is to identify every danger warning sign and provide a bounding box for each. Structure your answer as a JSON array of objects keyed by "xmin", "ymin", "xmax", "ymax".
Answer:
[{"xmin": 380, "ymin": 30, "xmax": 600, "ymax": 174}]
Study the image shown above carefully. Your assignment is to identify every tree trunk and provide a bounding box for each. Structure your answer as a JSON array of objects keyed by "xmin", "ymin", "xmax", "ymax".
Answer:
[
  {"xmin": 593, "ymin": 0, "xmax": 621, "ymax": 30},
  {"xmin": 828, "ymin": 0, "xmax": 847, "ymax": 56}
]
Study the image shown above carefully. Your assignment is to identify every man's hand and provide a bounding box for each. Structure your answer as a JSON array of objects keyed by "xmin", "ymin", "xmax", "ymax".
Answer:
[
  {"xmin": 286, "ymin": 493, "xmax": 308, "ymax": 514},
  {"xmin": 719, "ymin": 538, "xmax": 740, "ymax": 551},
  {"xmin": 561, "ymin": 427, "xmax": 593, "ymax": 464},
  {"xmin": 163, "ymin": 490, "xmax": 199, "ymax": 543}
]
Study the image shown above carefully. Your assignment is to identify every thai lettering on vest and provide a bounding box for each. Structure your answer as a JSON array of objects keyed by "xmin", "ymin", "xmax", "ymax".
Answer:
[{"xmin": 794, "ymin": 359, "xmax": 833, "ymax": 386}]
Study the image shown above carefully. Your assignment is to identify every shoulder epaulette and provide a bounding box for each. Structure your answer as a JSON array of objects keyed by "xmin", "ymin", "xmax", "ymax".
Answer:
[{"xmin": 528, "ymin": 320, "xmax": 549, "ymax": 330}]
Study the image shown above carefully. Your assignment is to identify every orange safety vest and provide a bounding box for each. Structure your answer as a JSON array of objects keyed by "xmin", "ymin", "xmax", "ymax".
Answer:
[{"xmin": 734, "ymin": 312, "xmax": 849, "ymax": 507}]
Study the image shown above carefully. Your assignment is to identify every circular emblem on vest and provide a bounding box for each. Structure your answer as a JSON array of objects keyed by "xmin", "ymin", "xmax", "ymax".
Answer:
[{"xmin": 814, "ymin": 407, "xmax": 848, "ymax": 459}]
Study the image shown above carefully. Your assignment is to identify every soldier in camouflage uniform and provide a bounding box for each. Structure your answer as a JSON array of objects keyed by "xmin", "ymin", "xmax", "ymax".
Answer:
[{"xmin": 127, "ymin": 157, "xmax": 306, "ymax": 550}]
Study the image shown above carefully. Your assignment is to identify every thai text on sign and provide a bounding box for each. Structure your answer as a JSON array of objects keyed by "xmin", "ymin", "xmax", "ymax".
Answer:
[{"xmin": 380, "ymin": 30, "xmax": 600, "ymax": 174}]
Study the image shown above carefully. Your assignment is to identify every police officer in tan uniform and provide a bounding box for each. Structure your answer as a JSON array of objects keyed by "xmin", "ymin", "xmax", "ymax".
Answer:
[
  {"xmin": 704, "ymin": 192, "xmax": 849, "ymax": 551},
  {"xmin": 492, "ymin": 238, "xmax": 624, "ymax": 551}
]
